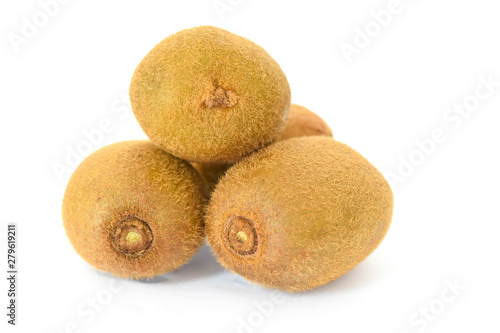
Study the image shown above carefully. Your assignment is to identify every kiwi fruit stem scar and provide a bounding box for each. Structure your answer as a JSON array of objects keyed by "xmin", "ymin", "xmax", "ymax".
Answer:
[
  {"xmin": 236, "ymin": 231, "xmax": 248, "ymax": 243},
  {"xmin": 126, "ymin": 231, "xmax": 141, "ymax": 244},
  {"xmin": 225, "ymin": 216, "xmax": 258, "ymax": 256},
  {"xmin": 111, "ymin": 218, "xmax": 153, "ymax": 256}
]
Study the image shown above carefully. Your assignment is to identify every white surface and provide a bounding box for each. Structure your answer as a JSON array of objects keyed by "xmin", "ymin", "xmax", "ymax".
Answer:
[{"xmin": 1, "ymin": 0, "xmax": 500, "ymax": 332}]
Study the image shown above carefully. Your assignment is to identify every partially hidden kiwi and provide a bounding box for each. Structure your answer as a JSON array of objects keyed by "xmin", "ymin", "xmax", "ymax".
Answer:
[
  {"xmin": 192, "ymin": 103, "xmax": 333, "ymax": 195},
  {"xmin": 205, "ymin": 137, "xmax": 393, "ymax": 292},
  {"xmin": 278, "ymin": 104, "xmax": 333, "ymax": 141},
  {"xmin": 130, "ymin": 25, "xmax": 291, "ymax": 164},
  {"xmin": 62, "ymin": 141, "xmax": 206, "ymax": 279},
  {"xmin": 192, "ymin": 162, "xmax": 232, "ymax": 196}
]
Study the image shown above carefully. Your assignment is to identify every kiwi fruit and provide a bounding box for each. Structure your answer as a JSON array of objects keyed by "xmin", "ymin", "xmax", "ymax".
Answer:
[
  {"xmin": 192, "ymin": 104, "xmax": 333, "ymax": 195},
  {"xmin": 205, "ymin": 137, "xmax": 393, "ymax": 292},
  {"xmin": 62, "ymin": 141, "xmax": 206, "ymax": 279},
  {"xmin": 130, "ymin": 25, "xmax": 291, "ymax": 164},
  {"xmin": 279, "ymin": 104, "xmax": 333, "ymax": 141}
]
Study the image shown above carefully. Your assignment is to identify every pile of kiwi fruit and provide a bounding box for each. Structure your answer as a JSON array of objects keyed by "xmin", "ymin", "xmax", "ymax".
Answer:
[{"xmin": 63, "ymin": 26, "xmax": 393, "ymax": 292}]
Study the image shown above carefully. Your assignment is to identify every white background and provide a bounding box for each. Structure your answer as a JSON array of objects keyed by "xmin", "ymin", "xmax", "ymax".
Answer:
[{"xmin": 1, "ymin": 0, "xmax": 499, "ymax": 332}]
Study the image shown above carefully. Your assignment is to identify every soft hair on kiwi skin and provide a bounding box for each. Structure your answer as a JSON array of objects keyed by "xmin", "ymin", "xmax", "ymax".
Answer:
[
  {"xmin": 191, "ymin": 162, "xmax": 232, "ymax": 197},
  {"xmin": 192, "ymin": 104, "xmax": 332, "ymax": 195},
  {"xmin": 130, "ymin": 25, "xmax": 291, "ymax": 164},
  {"xmin": 62, "ymin": 141, "xmax": 206, "ymax": 279},
  {"xmin": 205, "ymin": 137, "xmax": 393, "ymax": 292},
  {"xmin": 278, "ymin": 104, "xmax": 333, "ymax": 141}
]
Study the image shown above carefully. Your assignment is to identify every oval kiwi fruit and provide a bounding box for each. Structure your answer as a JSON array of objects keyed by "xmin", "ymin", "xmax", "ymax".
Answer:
[
  {"xmin": 192, "ymin": 103, "xmax": 333, "ymax": 196},
  {"xmin": 129, "ymin": 25, "xmax": 291, "ymax": 164},
  {"xmin": 62, "ymin": 141, "xmax": 206, "ymax": 279},
  {"xmin": 205, "ymin": 137, "xmax": 393, "ymax": 292}
]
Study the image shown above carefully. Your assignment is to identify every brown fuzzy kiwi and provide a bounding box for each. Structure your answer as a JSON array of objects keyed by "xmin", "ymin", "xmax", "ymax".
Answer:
[
  {"xmin": 129, "ymin": 25, "xmax": 291, "ymax": 164},
  {"xmin": 192, "ymin": 104, "xmax": 333, "ymax": 195},
  {"xmin": 205, "ymin": 137, "xmax": 393, "ymax": 292},
  {"xmin": 279, "ymin": 104, "xmax": 333, "ymax": 141},
  {"xmin": 62, "ymin": 141, "xmax": 206, "ymax": 279}
]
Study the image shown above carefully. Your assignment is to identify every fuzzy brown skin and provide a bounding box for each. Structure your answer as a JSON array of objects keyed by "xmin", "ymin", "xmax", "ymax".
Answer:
[
  {"xmin": 205, "ymin": 137, "xmax": 393, "ymax": 292},
  {"xmin": 62, "ymin": 141, "xmax": 206, "ymax": 279},
  {"xmin": 279, "ymin": 104, "xmax": 333, "ymax": 141},
  {"xmin": 192, "ymin": 104, "xmax": 333, "ymax": 196},
  {"xmin": 130, "ymin": 26, "xmax": 291, "ymax": 164},
  {"xmin": 191, "ymin": 162, "xmax": 232, "ymax": 197}
]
